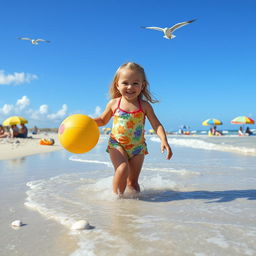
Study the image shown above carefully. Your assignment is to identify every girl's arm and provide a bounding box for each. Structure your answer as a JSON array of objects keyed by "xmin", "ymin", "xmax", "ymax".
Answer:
[
  {"xmin": 94, "ymin": 100, "xmax": 115, "ymax": 127},
  {"xmin": 144, "ymin": 102, "xmax": 173, "ymax": 160}
]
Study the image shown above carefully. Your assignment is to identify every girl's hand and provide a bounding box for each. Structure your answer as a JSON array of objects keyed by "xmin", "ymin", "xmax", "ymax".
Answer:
[{"xmin": 161, "ymin": 142, "xmax": 173, "ymax": 160}]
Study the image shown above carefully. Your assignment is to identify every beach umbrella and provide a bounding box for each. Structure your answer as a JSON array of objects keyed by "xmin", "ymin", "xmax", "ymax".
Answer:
[
  {"xmin": 231, "ymin": 116, "xmax": 255, "ymax": 124},
  {"xmin": 148, "ymin": 129, "xmax": 155, "ymax": 134},
  {"xmin": 202, "ymin": 118, "xmax": 223, "ymax": 126},
  {"xmin": 2, "ymin": 116, "xmax": 28, "ymax": 126},
  {"xmin": 102, "ymin": 127, "xmax": 111, "ymax": 134}
]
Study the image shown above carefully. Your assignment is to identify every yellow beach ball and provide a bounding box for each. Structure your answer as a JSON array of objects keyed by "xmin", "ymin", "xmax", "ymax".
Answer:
[{"xmin": 58, "ymin": 114, "xmax": 99, "ymax": 154}]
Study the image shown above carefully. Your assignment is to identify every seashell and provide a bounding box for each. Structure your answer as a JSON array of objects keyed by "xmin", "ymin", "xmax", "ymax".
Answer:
[
  {"xmin": 71, "ymin": 220, "xmax": 90, "ymax": 230},
  {"xmin": 11, "ymin": 220, "xmax": 23, "ymax": 227}
]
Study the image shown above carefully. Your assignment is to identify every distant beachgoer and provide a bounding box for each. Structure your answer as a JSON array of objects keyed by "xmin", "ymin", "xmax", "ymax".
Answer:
[
  {"xmin": 214, "ymin": 126, "xmax": 223, "ymax": 136},
  {"xmin": 245, "ymin": 126, "xmax": 253, "ymax": 136},
  {"xmin": 212, "ymin": 126, "xmax": 216, "ymax": 135},
  {"xmin": 0, "ymin": 125, "xmax": 10, "ymax": 138},
  {"xmin": 10, "ymin": 124, "xmax": 19, "ymax": 138},
  {"xmin": 32, "ymin": 125, "xmax": 39, "ymax": 135},
  {"xmin": 209, "ymin": 126, "xmax": 216, "ymax": 136},
  {"xmin": 209, "ymin": 126, "xmax": 223, "ymax": 136},
  {"xmin": 178, "ymin": 128, "xmax": 184, "ymax": 135},
  {"xmin": 17, "ymin": 123, "xmax": 28, "ymax": 138},
  {"xmin": 238, "ymin": 126, "xmax": 244, "ymax": 136},
  {"xmin": 93, "ymin": 62, "xmax": 173, "ymax": 196}
]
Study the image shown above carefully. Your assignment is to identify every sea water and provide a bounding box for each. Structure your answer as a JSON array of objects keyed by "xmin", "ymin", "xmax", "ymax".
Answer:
[{"xmin": 3, "ymin": 135, "xmax": 256, "ymax": 255}]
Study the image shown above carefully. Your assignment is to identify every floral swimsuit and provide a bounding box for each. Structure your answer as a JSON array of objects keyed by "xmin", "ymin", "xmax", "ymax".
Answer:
[{"xmin": 107, "ymin": 97, "xmax": 148, "ymax": 159}]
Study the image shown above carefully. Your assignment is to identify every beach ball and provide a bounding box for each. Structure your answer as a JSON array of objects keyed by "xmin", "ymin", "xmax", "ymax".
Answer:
[{"xmin": 58, "ymin": 114, "xmax": 99, "ymax": 154}]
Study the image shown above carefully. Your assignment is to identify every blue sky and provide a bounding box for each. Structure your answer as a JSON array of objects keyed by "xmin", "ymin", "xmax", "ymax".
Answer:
[{"xmin": 1, "ymin": 0, "xmax": 255, "ymax": 131}]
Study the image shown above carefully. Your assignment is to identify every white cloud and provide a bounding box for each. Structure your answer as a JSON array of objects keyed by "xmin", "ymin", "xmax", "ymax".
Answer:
[
  {"xmin": 89, "ymin": 106, "xmax": 101, "ymax": 117},
  {"xmin": 0, "ymin": 96, "xmax": 68, "ymax": 124},
  {"xmin": 95, "ymin": 106, "xmax": 101, "ymax": 116},
  {"xmin": 0, "ymin": 96, "xmax": 103, "ymax": 127},
  {"xmin": 0, "ymin": 70, "xmax": 38, "ymax": 85},
  {"xmin": 0, "ymin": 104, "xmax": 13, "ymax": 115},
  {"xmin": 47, "ymin": 104, "xmax": 68, "ymax": 120},
  {"xmin": 39, "ymin": 105, "xmax": 48, "ymax": 114},
  {"xmin": 29, "ymin": 104, "xmax": 49, "ymax": 120},
  {"xmin": 16, "ymin": 95, "xmax": 30, "ymax": 110}
]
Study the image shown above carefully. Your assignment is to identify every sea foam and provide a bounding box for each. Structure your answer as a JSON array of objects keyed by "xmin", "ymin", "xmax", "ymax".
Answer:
[{"xmin": 150, "ymin": 137, "xmax": 256, "ymax": 155}]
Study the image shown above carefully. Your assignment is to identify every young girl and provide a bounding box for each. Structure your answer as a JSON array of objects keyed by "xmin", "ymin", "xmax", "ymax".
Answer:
[{"xmin": 94, "ymin": 62, "xmax": 172, "ymax": 196}]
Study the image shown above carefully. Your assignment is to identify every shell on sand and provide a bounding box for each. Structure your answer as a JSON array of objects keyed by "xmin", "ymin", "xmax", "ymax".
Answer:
[
  {"xmin": 11, "ymin": 220, "xmax": 23, "ymax": 227},
  {"xmin": 71, "ymin": 220, "xmax": 90, "ymax": 230}
]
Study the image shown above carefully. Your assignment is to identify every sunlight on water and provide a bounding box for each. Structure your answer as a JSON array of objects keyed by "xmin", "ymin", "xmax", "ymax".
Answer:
[{"xmin": 23, "ymin": 136, "xmax": 256, "ymax": 256}]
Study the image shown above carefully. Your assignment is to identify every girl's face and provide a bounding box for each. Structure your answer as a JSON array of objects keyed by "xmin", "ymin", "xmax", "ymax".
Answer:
[{"xmin": 116, "ymin": 68, "xmax": 145, "ymax": 101}]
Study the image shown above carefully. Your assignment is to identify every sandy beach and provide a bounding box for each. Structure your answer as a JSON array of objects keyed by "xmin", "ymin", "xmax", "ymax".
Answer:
[{"xmin": 0, "ymin": 132, "xmax": 61, "ymax": 161}]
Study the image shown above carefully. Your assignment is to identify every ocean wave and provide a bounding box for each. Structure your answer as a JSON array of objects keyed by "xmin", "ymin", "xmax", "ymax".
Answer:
[
  {"xmin": 69, "ymin": 156, "xmax": 199, "ymax": 177},
  {"xmin": 25, "ymin": 172, "xmax": 181, "ymax": 256},
  {"xmin": 69, "ymin": 155, "xmax": 112, "ymax": 167},
  {"xmin": 150, "ymin": 137, "xmax": 256, "ymax": 156},
  {"xmin": 143, "ymin": 167, "xmax": 200, "ymax": 176}
]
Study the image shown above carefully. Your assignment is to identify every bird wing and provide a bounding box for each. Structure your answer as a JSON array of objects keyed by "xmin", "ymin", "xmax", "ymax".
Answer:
[
  {"xmin": 36, "ymin": 39, "xmax": 50, "ymax": 43},
  {"xmin": 18, "ymin": 37, "xmax": 32, "ymax": 41},
  {"xmin": 169, "ymin": 19, "xmax": 196, "ymax": 32},
  {"xmin": 141, "ymin": 26, "xmax": 164, "ymax": 32}
]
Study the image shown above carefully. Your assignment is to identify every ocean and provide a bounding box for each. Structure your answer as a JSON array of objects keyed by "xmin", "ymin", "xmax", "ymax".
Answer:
[{"xmin": 1, "ymin": 134, "xmax": 256, "ymax": 256}]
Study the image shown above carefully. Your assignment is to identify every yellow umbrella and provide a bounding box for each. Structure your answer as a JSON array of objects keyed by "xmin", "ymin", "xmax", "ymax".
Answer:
[
  {"xmin": 149, "ymin": 129, "xmax": 155, "ymax": 134},
  {"xmin": 3, "ymin": 116, "xmax": 28, "ymax": 126},
  {"xmin": 102, "ymin": 127, "xmax": 111, "ymax": 134}
]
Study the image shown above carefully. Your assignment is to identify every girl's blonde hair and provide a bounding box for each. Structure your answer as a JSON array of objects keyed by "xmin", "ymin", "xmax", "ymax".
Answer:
[{"xmin": 109, "ymin": 62, "xmax": 158, "ymax": 103}]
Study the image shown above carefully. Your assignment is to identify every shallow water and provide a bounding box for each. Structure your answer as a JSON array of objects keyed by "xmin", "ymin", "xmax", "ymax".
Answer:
[{"xmin": 1, "ymin": 135, "xmax": 256, "ymax": 256}]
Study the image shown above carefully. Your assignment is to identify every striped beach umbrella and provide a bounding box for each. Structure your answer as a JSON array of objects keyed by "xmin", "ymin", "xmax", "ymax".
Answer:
[
  {"xmin": 231, "ymin": 116, "xmax": 255, "ymax": 124},
  {"xmin": 202, "ymin": 118, "xmax": 223, "ymax": 126}
]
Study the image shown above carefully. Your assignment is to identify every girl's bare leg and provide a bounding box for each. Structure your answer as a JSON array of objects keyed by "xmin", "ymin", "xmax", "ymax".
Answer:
[
  {"xmin": 109, "ymin": 148, "xmax": 129, "ymax": 195},
  {"xmin": 127, "ymin": 154, "xmax": 144, "ymax": 192}
]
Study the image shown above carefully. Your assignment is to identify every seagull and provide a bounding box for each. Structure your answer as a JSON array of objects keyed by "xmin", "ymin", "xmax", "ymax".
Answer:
[
  {"xmin": 18, "ymin": 37, "xmax": 50, "ymax": 45},
  {"xmin": 141, "ymin": 19, "xmax": 196, "ymax": 39}
]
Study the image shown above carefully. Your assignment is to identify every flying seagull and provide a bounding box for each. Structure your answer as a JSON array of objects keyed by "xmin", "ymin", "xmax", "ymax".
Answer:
[
  {"xmin": 18, "ymin": 37, "xmax": 51, "ymax": 45},
  {"xmin": 141, "ymin": 19, "xmax": 196, "ymax": 39}
]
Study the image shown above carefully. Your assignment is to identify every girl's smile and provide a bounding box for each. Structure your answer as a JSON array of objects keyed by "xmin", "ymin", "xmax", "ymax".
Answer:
[{"xmin": 116, "ymin": 69, "xmax": 144, "ymax": 101}]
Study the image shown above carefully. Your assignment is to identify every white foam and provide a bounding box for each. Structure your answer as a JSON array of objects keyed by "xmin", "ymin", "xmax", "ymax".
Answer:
[
  {"xmin": 69, "ymin": 156, "xmax": 199, "ymax": 178},
  {"xmin": 69, "ymin": 156, "xmax": 112, "ymax": 167},
  {"xmin": 150, "ymin": 137, "xmax": 256, "ymax": 155},
  {"xmin": 25, "ymin": 176, "xmax": 92, "ymax": 229},
  {"xmin": 143, "ymin": 167, "xmax": 200, "ymax": 176},
  {"xmin": 140, "ymin": 174, "xmax": 177, "ymax": 190},
  {"xmin": 206, "ymin": 235, "xmax": 229, "ymax": 249}
]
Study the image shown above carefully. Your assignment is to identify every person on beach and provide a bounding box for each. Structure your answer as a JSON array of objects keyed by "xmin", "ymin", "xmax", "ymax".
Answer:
[
  {"xmin": 238, "ymin": 126, "xmax": 244, "ymax": 136},
  {"xmin": 32, "ymin": 125, "xmax": 39, "ymax": 134},
  {"xmin": 94, "ymin": 62, "xmax": 173, "ymax": 196},
  {"xmin": 0, "ymin": 125, "xmax": 10, "ymax": 138},
  {"xmin": 10, "ymin": 124, "xmax": 19, "ymax": 138},
  {"xmin": 209, "ymin": 126, "xmax": 223, "ymax": 136},
  {"xmin": 17, "ymin": 123, "xmax": 28, "ymax": 138},
  {"xmin": 245, "ymin": 126, "xmax": 253, "ymax": 136},
  {"xmin": 209, "ymin": 126, "xmax": 216, "ymax": 136}
]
